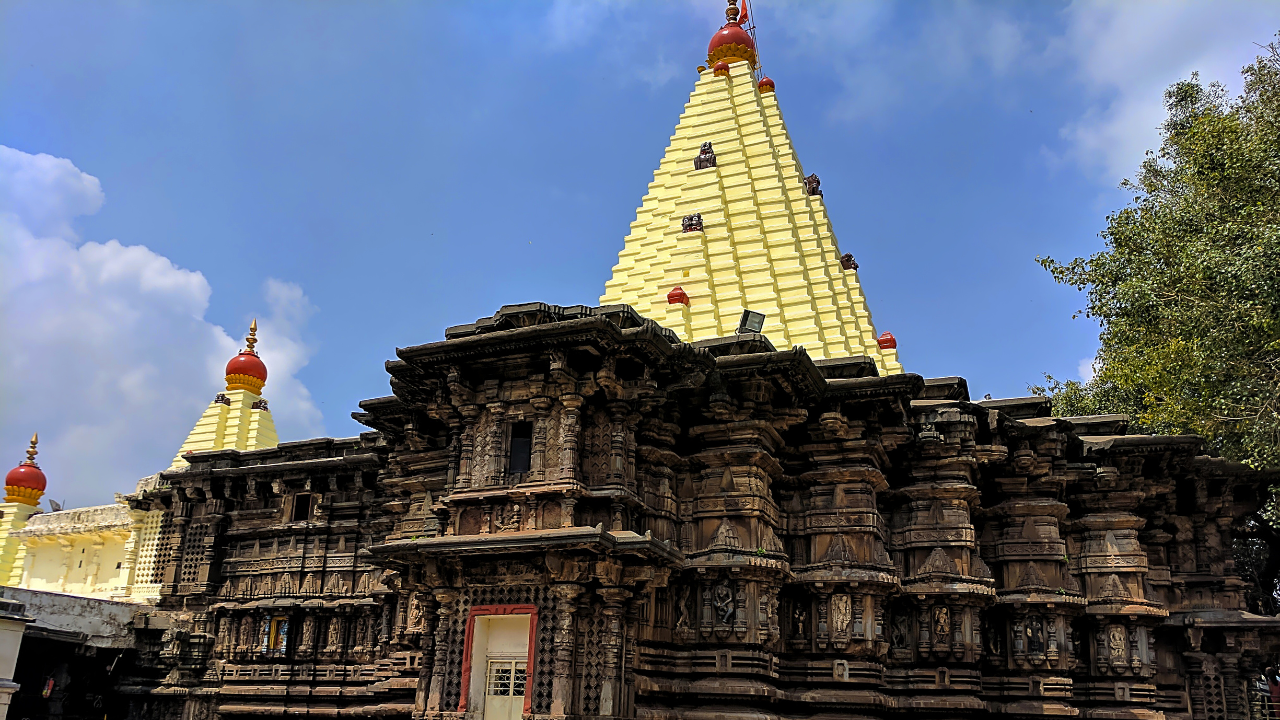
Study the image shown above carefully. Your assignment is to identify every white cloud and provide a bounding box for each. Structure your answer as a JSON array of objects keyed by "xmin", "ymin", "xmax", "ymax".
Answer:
[
  {"xmin": 1077, "ymin": 356, "xmax": 1096, "ymax": 383},
  {"xmin": 1049, "ymin": 1, "xmax": 1280, "ymax": 181},
  {"xmin": 0, "ymin": 145, "xmax": 323, "ymax": 508}
]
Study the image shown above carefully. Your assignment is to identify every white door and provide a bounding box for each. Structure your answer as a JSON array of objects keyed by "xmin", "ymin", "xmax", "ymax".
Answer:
[{"xmin": 483, "ymin": 656, "xmax": 527, "ymax": 720}]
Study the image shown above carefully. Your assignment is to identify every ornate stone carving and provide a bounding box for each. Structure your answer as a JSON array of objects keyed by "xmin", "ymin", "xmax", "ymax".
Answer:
[{"xmin": 693, "ymin": 141, "xmax": 716, "ymax": 170}]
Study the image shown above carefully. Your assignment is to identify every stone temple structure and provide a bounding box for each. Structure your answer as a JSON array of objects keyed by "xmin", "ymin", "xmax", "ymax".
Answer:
[{"xmin": 21, "ymin": 3, "xmax": 1280, "ymax": 720}]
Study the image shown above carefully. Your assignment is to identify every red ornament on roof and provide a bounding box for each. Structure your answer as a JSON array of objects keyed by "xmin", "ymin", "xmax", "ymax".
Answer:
[
  {"xmin": 758, "ymin": 76, "xmax": 775, "ymax": 93},
  {"xmin": 877, "ymin": 332, "xmax": 897, "ymax": 350},
  {"xmin": 667, "ymin": 286, "xmax": 690, "ymax": 306},
  {"xmin": 225, "ymin": 319, "xmax": 268, "ymax": 394},
  {"xmin": 6, "ymin": 433, "xmax": 46, "ymax": 506},
  {"xmin": 707, "ymin": 1, "xmax": 757, "ymax": 68},
  {"xmin": 712, "ymin": 61, "xmax": 731, "ymax": 78}
]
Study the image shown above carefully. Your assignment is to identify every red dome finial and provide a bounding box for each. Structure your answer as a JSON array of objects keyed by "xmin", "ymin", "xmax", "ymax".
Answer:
[
  {"xmin": 6, "ymin": 432, "xmax": 47, "ymax": 505},
  {"xmin": 707, "ymin": 0, "xmax": 757, "ymax": 69},
  {"xmin": 758, "ymin": 76, "xmax": 775, "ymax": 93},
  {"xmin": 225, "ymin": 319, "xmax": 268, "ymax": 394}
]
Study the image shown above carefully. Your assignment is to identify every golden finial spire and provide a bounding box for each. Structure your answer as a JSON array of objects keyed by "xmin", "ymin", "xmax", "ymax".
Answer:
[
  {"xmin": 23, "ymin": 432, "xmax": 38, "ymax": 467},
  {"xmin": 726, "ymin": 0, "xmax": 739, "ymax": 23},
  {"xmin": 245, "ymin": 319, "xmax": 258, "ymax": 354}
]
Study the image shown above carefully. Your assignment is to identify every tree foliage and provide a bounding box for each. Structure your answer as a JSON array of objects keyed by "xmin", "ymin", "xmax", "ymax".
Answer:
[{"xmin": 1036, "ymin": 38, "xmax": 1280, "ymax": 469}]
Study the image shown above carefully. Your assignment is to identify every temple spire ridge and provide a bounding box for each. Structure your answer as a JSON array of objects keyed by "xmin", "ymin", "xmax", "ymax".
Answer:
[{"xmin": 601, "ymin": 6, "xmax": 902, "ymax": 373}]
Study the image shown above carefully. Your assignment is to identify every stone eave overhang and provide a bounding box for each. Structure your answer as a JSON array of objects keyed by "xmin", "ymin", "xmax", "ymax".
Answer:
[
  {"xmin": 12, "ymin": 502, "xmax": 132, "ymax": 535},
  {"xmin": 1078, "ymin": 434, "xmax": 1205, "ymax": 454},
  {"xmin": 1167, "ymin": 608, "xmax": 1280, "ymax": 628},
  {"xmin": 392, "ymin": 315, "xmax": 696, "ymax": 378},
  {"xmin": 366, "ymin": 525, "xmax": 684, "ymax": 567},
  {"xmin": 713, "ymin": 346, "xmax": 827, "ymax": 402},
  {"xmin": 159, "ymin": 452, "xmax": 381, "ymax": 482},
  {"xmin": 827, "ymin": 372, "xmax": 924, "ymax": 401}
]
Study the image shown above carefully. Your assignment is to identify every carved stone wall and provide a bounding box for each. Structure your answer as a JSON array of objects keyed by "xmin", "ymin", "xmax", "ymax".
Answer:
[{"xmin": 122, "ymin": 305, "xmax": 1280, "ymax": 720}]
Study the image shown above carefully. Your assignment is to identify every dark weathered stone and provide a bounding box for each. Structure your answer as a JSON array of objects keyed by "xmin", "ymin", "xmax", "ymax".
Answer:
[{"xmin": 123, "ymin": 304, "xmax": 1280, "ymax": 720}]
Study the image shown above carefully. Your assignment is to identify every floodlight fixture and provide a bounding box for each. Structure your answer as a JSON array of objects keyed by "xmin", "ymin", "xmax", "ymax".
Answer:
[{"xmin": 738, "ymin": 310, "xmax": 766, "ymax": 335}]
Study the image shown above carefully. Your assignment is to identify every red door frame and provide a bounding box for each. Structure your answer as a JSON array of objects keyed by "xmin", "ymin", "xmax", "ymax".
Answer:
[{"xmin": 457, "ymin": 604, "xmax": 539, "ymax": 714}]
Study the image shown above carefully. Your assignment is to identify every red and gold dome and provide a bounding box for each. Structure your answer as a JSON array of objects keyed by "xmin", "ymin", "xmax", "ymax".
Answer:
[
  {"xmin": 226, "ymin": 319, "xmax": 268, "ymax": 394},
  {"xmin": 758, "ymin": 76, "xmax": 775, "ymax": 93},
  {"xmin": 707, "ymin": 1, "xmax": 757, "ymax": 69},
  {"xmin": 712, "ymin": 61, "xmax": 731, "ymax": 78},
  {"xmin": 6, "ymin": 433, "xmax": 46, "ymax": 506}
]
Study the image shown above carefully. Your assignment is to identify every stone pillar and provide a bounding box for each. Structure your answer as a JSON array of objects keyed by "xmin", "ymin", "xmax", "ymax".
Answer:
[
  {"xmin": 413, "ymin": 594, "xmax": 438, "ymax": 720},
  {"xmin": 56, "ymin": 538, "xmax": 73, "ymax": 592},
  {"xmin": 84, "ymin": 535, "xmax": 106, "ymax": 592},
  {"xmin": 117, "ymin": 510, "xmax": 146, "ymax": 599},
  {"xmin": 0, "ymin": 599, "xmax": 32, "ymax": 720},
  {"xmin": 425, "ymin": 589, "xmax": 458, "ymax": 713},
  {"xmin": 457, "ymin": 406, "xmax": 480, "ymax": 490},
  {"xmin": 559, "ymin": 395, "xmax": 583, "ymax": 484},
  {"xmin": 531, "ymin": 397, "xmax": 553, "ymax": 483},
  {"xmin": 597, "ymin": 588, "xmax": 632, "ymax": 716},
  {"xmin": 550, "ymin": 584, "xmax": 583, "ymax": 716}
]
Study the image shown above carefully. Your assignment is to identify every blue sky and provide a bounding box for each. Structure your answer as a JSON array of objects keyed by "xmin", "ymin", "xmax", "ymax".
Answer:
[{"xmin": 3, "ymin": 0, "xmax": 1279, "ymax": 506}]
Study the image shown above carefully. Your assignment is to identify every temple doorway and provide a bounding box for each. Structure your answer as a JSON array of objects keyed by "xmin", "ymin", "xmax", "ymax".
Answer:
[{"xmin": 467, "ymin": 614, "xmax": 531, "ymax": 720}]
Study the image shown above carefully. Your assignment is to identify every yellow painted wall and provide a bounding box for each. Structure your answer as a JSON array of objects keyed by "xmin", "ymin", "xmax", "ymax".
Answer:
[
  {"xmin": 601, "ymin": 60, "xmax": 902, "ymax": 374},
  {"xmin": 170, "ymin": 388, "xmax": 278, "ymax": 469}
]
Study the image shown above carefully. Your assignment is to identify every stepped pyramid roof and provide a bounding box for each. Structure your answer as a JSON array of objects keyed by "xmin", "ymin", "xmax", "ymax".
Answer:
[
  {"xmin": 170, "ymin": 320, "xmax": 277, "ymax": 468},
  {"xmin": 601, "ymin": 6, "xmax": 901, "ymax": 375}
]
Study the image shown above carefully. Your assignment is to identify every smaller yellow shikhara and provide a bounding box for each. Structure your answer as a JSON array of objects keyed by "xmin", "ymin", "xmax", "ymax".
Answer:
[
  {"xmin": 170, "ymin": 321, "xmax": 278, "ymax": 468},
  {"xmin": 601, "ymin": 59, "xmax": 902, "ymax": 374}
]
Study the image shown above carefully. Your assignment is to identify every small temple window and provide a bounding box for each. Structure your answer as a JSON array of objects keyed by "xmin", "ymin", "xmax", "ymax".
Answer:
[
  {"xmin": 291, "ymin": 493, "xmax": 314, "ymax": 522},
  {"xmin": 509, "ymin": 422, "xmax": 533, "ymax": 475}
]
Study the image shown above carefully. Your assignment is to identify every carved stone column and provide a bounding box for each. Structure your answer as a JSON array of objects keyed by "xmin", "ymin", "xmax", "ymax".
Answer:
[
  {"xmin": 559, "ymin": 395, "xmax": 583, "ymax": 484},
  {"xmin": 413, "ymin": 593, "xmax": 440, "ymax": 720},
  {"xmin": 531, "ymin": 397, "xmax": 553, "ymax": 483},
  {"xmin": 425, "ymin": 589, "xmax": 459, "ymax": 713},
  {"xmin": 550, "ymin": 584, "xmax": 584, "ymax": 716},
  {"xmin": 597, "ymin": 588, "xmax": 632, "ymax": 717},
  {"xmin": 456, "ymin": 406, "xmax": 480, "ymax": 490}
]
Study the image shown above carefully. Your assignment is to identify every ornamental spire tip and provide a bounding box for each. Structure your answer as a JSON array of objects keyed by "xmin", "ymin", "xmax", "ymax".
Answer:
[{"xmin": 23, "ymin": 432, "xmax": 38, "ymax": 467}]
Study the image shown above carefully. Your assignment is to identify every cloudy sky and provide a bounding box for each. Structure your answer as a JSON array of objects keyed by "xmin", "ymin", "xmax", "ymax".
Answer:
[{"xmin": 2, "ymin": 0, "xmax": 1278, "ymax": 507}]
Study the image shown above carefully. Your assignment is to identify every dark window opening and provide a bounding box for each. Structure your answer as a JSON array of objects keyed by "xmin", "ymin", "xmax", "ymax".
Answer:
[
  {"xmin": 115, "ymin": 562, "xmax": 122, "ymax": 569},
  {"xmin": 509, "ymin": 422, "xmax": 533, "ymax": 475},
  {"xmin": 292, "ymin": 493, "xmax": 314, "ymax": 522},
  {"xmin": 1176, "ymin": 476, "xmax": 1197, "ymax": 515}
]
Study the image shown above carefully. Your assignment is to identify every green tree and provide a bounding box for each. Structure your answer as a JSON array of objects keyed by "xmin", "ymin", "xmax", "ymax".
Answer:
[
  {"xmin": 1036, "ymin": 38, "xmax": 1280, "ymax": 613},
  {"xmin": 1036, "ymin": 39, "xmax": 1280, "ymax": 468}
]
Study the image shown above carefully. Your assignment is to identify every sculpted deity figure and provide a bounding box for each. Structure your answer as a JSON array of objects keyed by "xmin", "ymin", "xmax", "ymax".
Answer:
[
  {"xmin": 934, "ymin": 606, "xmax": 950, "ymax": 643},
  {"xmin": 693, "ymin": 141, "xmax": 717, "ymax": 170},
  {"xmin": 793, "ymin": 603, "xmax": 808, "ymax": 639},
  {"xmin": 328, "ymin": 617, "xmax": 343, "ymax": 649},
  {"xmin": 891, "ymin": 614, "xmax": 909, "ymax": 649},
  {"xmin": 1028, "ymin": 617, "xmax": 1045, "ymax": 655},
  {"xmin": 804, "ymin": 173, "xmax": 822, "ymax": 197},
  {"xmin": 301, "ymin": 616, "xmax": 316, "ymax": 649},
  {"xmin": 239, "ymin": 616, "xmax": 253, "ymax": 649},
  {"xmin": 830, "ymin": 594, "xmax": 852, "ymax": 635},
  {"xmin": 712, "ymin": 582, "xmax": 734, "ymax": 624},
  {"xmin": 675, "ymin": 586, "xmax": 691, "ymax": 630},
  {"xmin": 1108, "ymin": 625, "xmax": 1128, "ymax": 662},
  {"xmin": 409, "ymin": 593, "xmax": 425, "ymax": 628}
]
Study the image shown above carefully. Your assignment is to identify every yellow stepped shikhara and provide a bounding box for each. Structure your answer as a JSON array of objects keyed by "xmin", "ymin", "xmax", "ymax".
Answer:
[
  {"xmin": 169, "ymin": 388, "xmax": 278, "ymax": 469},
  {"xmin": 601, "ymin": 59, "xmax": 902, "ymax": 374}
]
